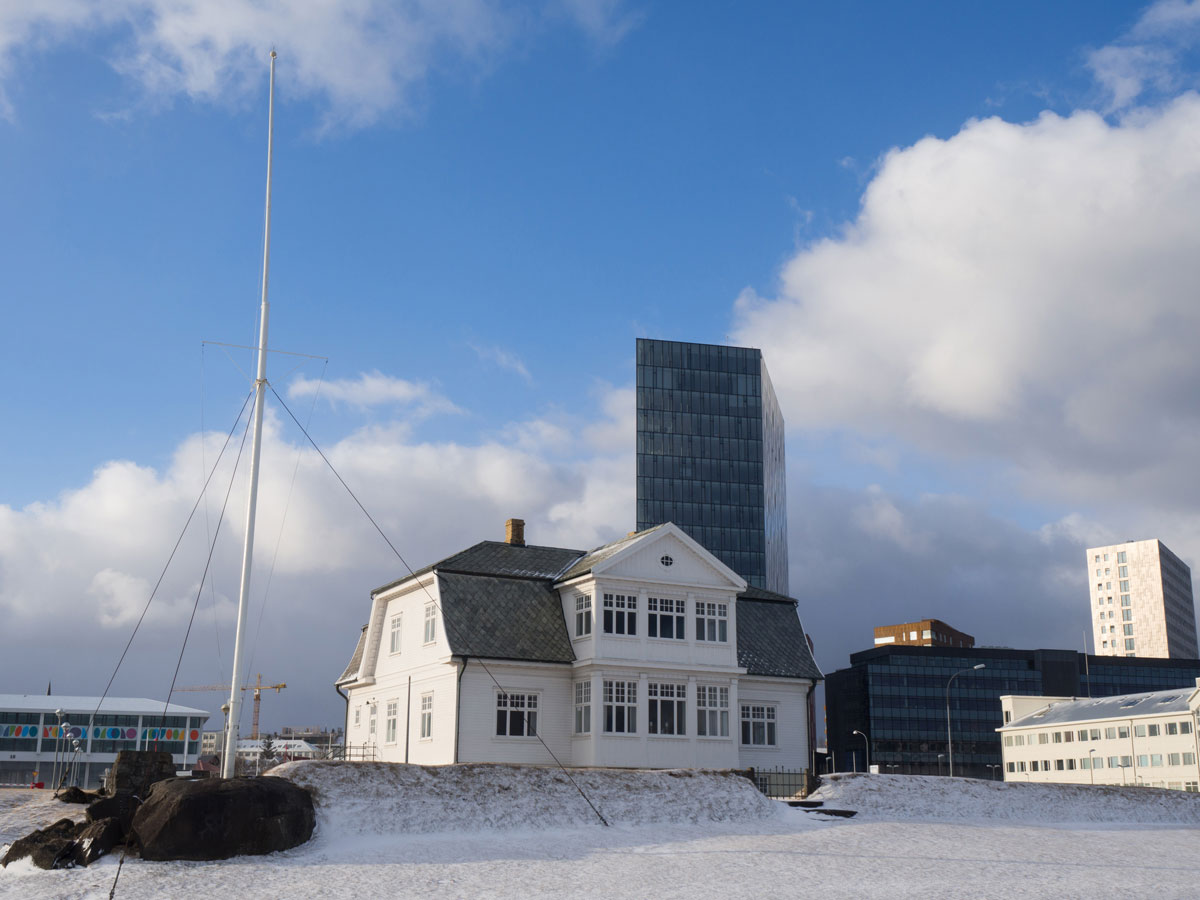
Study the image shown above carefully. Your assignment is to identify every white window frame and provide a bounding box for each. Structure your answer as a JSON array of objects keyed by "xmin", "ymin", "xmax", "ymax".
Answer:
[
  {"xmin": 385, "ymin": 700, "xmax": 398, "ymax": 744},
  {"xmin": 603, "ymin": 593, "xmax": 637, "ymax": 636},
  {"xmin": 574, "ymin": 681, "xmax": 591, "ymax": 735},
  {"xmin": 696, "ymin": 685, "xmax": 729, "ymax": 737},
  {"xmin": 647, "ymin": 682, "xmax": 686, "ymax": 736},
  {"xmin": 740, "ymin": 704, "xmax": 777, "ymax": 747},
  {"xmin": 696, "ymin": 601, "xmax": 729, "ymax": 643},
  {"xmin": 575, "ymin": 595, "xmax": 592, "ymax": 638},
  {"xmin": 353, "ymin": 706, "xmax": 361, "ymax": 727},
  {"xmin": 389, "ymin": 613, "xmax": 403, "ymax": 655},
  {"xmin": 420, "ymin": 693, "xmax": 433, "ymax": 739},
  {"xmin": 496, "ymin": 692, "xmax": 538, "ymax": 738},
  {"xmin": 423, "ymin": 603, "xmax": 437, "ymax": 644},
  {"xmin": 603, "ymin": 679, "xmax": 637, "ymax": 734},
  {"xmin": 647, "ymin": 597, "xmax": 686, "ymax": 640}
]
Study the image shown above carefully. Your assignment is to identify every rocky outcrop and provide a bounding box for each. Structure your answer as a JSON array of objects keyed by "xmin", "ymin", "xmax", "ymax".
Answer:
[
  {"xmin": 106, "ymin": 750, "xmax": 177, "ymax": 795},
  {"xmin": 132, "ymin": 776, "xmax": 314, "ymax": 861}
]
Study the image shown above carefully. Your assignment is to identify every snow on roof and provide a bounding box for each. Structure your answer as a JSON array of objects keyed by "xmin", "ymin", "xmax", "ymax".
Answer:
[
  {"xmin": 0, "ymin": 695, "xmax": 209, "ymax": 716},
  {"xmin": 1001, "ymin": 688, "xmax": 1193, "ymax": 730}
]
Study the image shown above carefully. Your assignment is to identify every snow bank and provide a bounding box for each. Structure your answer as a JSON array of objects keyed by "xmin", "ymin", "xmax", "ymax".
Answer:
[
  {"xmin": 811, "ymin": 772, "xmax": 1200, "ymax": 824},
  {"xmin": 270, "ymin": 761, "xmax": 781, "ymax": 836},
  {"xmin": 0, "ymin": 789, "xmax": 86, "ymax": 848}
]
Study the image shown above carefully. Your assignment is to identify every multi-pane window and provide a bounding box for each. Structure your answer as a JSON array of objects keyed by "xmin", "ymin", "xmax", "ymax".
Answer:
[
  {"xmin": 1117, "ymin": 551, "xmax": 1127, "ymax": 564},
  {"xmin": 697, "ymin": 685, "xmax": 730, "ymax": 737},
  {"xmin": 1148, "ymin": 724, "xmax": 1160, "ymax": 737},
  {"xmin": 575, "ymin": 681, "xmax": 591, "ymax": 734},
  {"xmin": 1169, "ymin": 753, "xmax": 1182, "ymax": 766},
  {"xmin": 424, "ymin": 603, "xmax": 437, "ymax": 643},
  {"xmin": 1119, "ymin": 580, "xmax": 1130, "ymax": 592},
  {"xmin": 1118, "ymin": 726, "xmax": 1130, "ymax": 738},
  {"xmin": 1185, "ymin": 752, "xmax": 1196, "ymax": 765},
  {"xmin": 648, "ymin": 597, "xmax": 686, "ymax": 639},
  {"xmin": 1125, "ymin": 638, "xmax": 1136, "ymax": 650},
  {"xmin": 1137, "ymin": 754, "xmax": 1149, "ymax": 767},
  {"xmin": 1118, "ymin": 566, "xmax": 1129, "ymax": 577},
  {"xmin": 697, "ymin": 601, "xmax": 728, "ymax": 642},
  {"xmin": 1093, "ymin": 757, "xmax": 1104, "ymax": 769},
  {"xmin": 385, "ymin": 700, "xmax": 398, "ymax": 743},
  {"xmin": 648, "ymin": 683, "xmax": 686, "ymax": 735},
  {"xmin": 575, "ymin": 596, "xmax": 592, "ymax": 637},
  {"xmin": 1123, "ymin": 624, "xmax": 1134, "ymax": 635},
  {"xmin": 354, "ymin": 707, "xmax": 361, "ymax": 726},
  {"xmin": 741, "ymin": 705, "xmax": 777, "ymax": 746},
  {"xmin": 603, "ymin": 594, "xmax": 637, "ymax": 635},
  {"xmin": 420, "ymin": 693, "xmax": 433, "ymax": 739},
  {"xmin": 496, "ymin": 692, "xmax": 538, "ymax": 737},
  {"xmin": 1121, "ymin": 594, "xmax": 1131, "ymax": 606},
  {"xmin": 603, "ymin": 680, "xmax": 637, "ymax": 733},
  {"xmin": 1122, "ymin": 609, "xmax": 1133, "ymax": 621},
  {"xmin": 369, "ymin": 709, "xmax": 377, "ymax": 736},
  {"xmin": 1182, "ymin": 721, "xmax": 1194, "ymax": 735},
  {"xmin": 1135, "ymin": 725, "xmax": 1146, "ymax": 737},
  {"xmin": 390, "ymin": 614, "xmax": 403, "ymax": 654},
  {"xmin": 1167, "ymin": 722, "xmax": 1179, "ymax": 735},
  {"xmin": 1090, "ymin": 729, "xmax": 1101, "ymax": 740}
]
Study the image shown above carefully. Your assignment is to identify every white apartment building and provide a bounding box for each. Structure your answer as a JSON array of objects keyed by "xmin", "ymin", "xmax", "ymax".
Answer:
[
  {"xmin": 997, "ymin": 687, "xmax": 1200, "ymax": 791},
  {"xmin": 1088, "ymin": 539, "xmax": 1197, "ymax": 659}
]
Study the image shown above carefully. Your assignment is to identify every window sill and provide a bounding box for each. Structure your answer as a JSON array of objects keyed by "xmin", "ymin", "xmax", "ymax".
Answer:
[
  {"xmin": 740, "ymin": 744, "xmax": 780, "ymax": 751},
  {"xmin": 601, "ymin": 633, "xmax": 640, "ymax": 640},
  {"xmin": 647, "ymin": 733, "xmax": 688, "ymax": 740},
  {"xmin": 600, "ymin": 731, "xmax": 639, "ymax": 738},
  {"xmin": 492, "ymin": 735, "xmax": 540, "ymax": 741}
]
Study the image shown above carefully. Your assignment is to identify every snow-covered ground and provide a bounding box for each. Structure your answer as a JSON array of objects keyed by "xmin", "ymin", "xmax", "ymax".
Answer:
[{"xmin": 3, "ymin": 768, "xmax": 1200, "ymax": 899}]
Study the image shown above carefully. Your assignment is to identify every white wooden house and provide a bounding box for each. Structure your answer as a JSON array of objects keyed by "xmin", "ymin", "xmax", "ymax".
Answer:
[{"xmin": 336, "ymin": 521, "xmax": 821, "ymax": 772}]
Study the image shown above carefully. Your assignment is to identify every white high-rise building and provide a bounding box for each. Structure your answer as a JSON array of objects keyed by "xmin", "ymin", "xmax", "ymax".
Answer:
[{"xmin": 1088, "ymin": 539, "xmax": 1197, "ymax": 659}]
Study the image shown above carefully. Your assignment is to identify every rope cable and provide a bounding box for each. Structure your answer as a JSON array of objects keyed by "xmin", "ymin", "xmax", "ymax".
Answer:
[{"xmin": 267, "ymin": 383, "xmax": 609, "ymax": 827}]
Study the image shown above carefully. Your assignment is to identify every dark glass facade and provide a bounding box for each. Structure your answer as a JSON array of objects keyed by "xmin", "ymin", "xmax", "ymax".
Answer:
[
  {"xmin": 636, "ymin": 338, "xmax": 788, "ymax": 593},
  {"xmin": 826, "ymin": 646, "xmax": 1200, "ymax": 779}
]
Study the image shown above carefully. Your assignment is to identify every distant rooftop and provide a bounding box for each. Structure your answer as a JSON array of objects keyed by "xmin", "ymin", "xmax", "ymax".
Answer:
[
  {"xmin": 1001, "ymin": 687, "xmax": 1197, "ymax": 730},
  {"xmin": 0, "ymin": 695, "xmax": 209, "ymax": 716}
]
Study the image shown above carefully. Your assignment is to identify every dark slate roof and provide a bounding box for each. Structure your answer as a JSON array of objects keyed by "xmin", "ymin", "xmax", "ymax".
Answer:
[
  {"xmin": 1002, "ymin": 688, "xmax": 1194, "ymax": 730},
  {"xmin": 736, "ymin": 592, "xmax": 824, "ymax": 680},
  {"xmin": 437, "ymin": 572, "xmax": 575, "ymax": 664},
  {"xmin": 557, "ymin": 525, "xmax": 666, "ymax": 582},
  {"xmin": 374, "ymin": 541, "xmax": 585, "ymax": 594},
  {"xmin": 336, "ymin": 624, "xmax": 369, "ymax": 685}
]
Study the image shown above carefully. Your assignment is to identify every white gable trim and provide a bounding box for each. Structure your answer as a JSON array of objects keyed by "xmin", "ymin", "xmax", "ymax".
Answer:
[
  {"xmin": 581, "ymin": 523, "xmax": 747, "ymax": 591},
  {"xmin": 360, "ymin": 571, "xmax": 438, "ymax": 684}
]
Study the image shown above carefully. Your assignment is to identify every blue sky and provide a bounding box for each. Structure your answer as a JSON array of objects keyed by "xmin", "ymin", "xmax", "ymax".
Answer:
[{"xmin": 4, "ymin": 1, "xmax": 1200, "ymax": 732}]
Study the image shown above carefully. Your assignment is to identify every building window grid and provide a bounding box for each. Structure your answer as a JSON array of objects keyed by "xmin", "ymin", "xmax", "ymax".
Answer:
[
  {"xmin": 603, "ymin": 680, "xmax": 638, "ymax": 734},
  {"xmin": 389, "ymin": 614, "xmax": 402, "ymax": 655},
  {"xmin": 603, "ymin": 594, "xmax": 637, "ymax": 636},
  {"xmin": 697, "ymin": 685, "xmax": 730, "ymax": 737},
  {"xmin": 697, "ymin": 601, "xmax": 729, "ymax": 642},
  {"xmin": 741, "ymin": 704, "xmax": 777, "ymax": 747},
  {"xmin": 575, "ymin": 595, "xmax": 592, "ymax": 637},
  {"xmin": 385, "ymin": 700, "xmax": 398, "ymax": 743},
  {"xmin": 420, "ymin": 693, "xmax": 433, "ymax": 739},
  {"xmin": 574, "ymin": 681, "xmax": 591, "ymax": 734},
  {"xmin": 647, "ymin": 597, "xmax": 686, "ymax": 640},
  {"xmin": 423, "ymin": 603, "xmax": 437, "ymax": 644},
  {"xmin": 647, "ymin": 682, "xmax": 687, "ymax": 736},
  {"xmin": 496, "ymin": 692, "xmax": 538, "ymax": 737}
]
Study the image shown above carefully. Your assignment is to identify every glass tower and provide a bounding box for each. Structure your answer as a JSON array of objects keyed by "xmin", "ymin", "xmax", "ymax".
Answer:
[{"xmin": 635, "ymin": 338, "xmax": 789, "ymax": 593}]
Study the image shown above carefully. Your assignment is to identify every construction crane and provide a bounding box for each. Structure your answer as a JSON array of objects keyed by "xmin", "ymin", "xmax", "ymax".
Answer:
[{"xmin": 175, "ymin": 673, "xmax": 286, "ymax": 739}]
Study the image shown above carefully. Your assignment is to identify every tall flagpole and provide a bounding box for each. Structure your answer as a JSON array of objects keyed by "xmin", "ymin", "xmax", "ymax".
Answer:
[{"xmin": 222, "ymin": 50, "xmax": 276, "ymax": 779}]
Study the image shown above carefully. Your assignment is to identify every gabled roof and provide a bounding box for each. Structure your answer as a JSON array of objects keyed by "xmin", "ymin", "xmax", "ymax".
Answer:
[
  {"xmin": 735, "ymin": 592, "xmax": 823, "ymax": 680},
  {"xmin": 374, "ymin": 541, "xmax": 585, "ymax": 594},
  {"xmin": 556, "ymin": 526, "xmax": 666, "ymax": 582},
  {"xmin": 437, "ymin": 572, "xmax": 575, "ymax": 664},
  {"xmin": 336, "ymin": 624, "xmax": 369, "ymax": 686},
  {"xmin": 1001, "ymin": 688, "xmax": 1193, "ymax": 730}
]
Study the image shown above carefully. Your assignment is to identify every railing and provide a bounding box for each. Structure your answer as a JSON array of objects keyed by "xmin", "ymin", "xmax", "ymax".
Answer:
[
  {"xmin": 746, "ymin": 767, "xmax": 817, "ymax": 800},
  {"xmin": 325, "ymin": 742, "xmax": 378, "ymax": 762}
]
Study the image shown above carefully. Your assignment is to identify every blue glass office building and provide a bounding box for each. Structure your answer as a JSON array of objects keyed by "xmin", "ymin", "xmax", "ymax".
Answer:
[
  {"xmin": 636, "ymin": 338, "xmax": 788, "ymax": 593},
  {"xmin": 825, "ymin": 645, "xmax": 1200, "ymax": 778}
]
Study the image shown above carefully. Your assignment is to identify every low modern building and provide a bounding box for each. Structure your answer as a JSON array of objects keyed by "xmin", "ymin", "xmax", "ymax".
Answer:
[
  {"xmin": 873, "ymin": 619, "xmax": 974, "ymax": 649},
  {"xmin": 825, "ymin": 646, "xmax": 1200, "ymax": 779},
  {"xmin": 336, "ymin": 519, "xmax": 821, "ymax": 775},
  {"xmin": 0, "ymin": 695, "xmax": 208, "ymax": 789},
  {"xmin": 998, "ymin": 685, "xmax": 1200, "ymax": 791}
]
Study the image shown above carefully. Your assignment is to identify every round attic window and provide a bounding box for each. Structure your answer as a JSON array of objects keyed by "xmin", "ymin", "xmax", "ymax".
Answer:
[{"xmin": 660, "ymin": 554, "xmax": 674, "ymax": 567}]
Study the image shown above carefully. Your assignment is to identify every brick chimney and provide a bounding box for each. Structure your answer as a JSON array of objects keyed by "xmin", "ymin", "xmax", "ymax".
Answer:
[{"xmin": 505, "ymin": 518, "xmax": 525, "ymax": 547}]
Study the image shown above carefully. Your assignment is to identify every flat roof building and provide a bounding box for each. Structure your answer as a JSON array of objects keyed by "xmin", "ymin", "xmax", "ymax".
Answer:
[
  {"xmin": 998, "ymin": 686, "xmax": 1200, "ymax": 791},
  {"xmin": 0, "ymin": 694, "xmax": 208, "ymax": 789},
  {"xmin": 873, "ymin": 619, "xmax": 974, "ymax": 649},
  {"xmin": 825, "ymin": 645, "xmax": 1200, "ymax": 779},
  {"xmin": 636, "ymin": 338, "xmax": 788, "ymax": 594},
  {"xmin": 1088, "ymin": 539, "xmax": 1197, "ymax": 659}
]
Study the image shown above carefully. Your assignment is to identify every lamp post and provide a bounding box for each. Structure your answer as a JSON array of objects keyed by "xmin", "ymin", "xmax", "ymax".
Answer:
[
  {"xmin": 1089, "ymin": 749, "xmax": 1097, "ymax": 786},
  {"xmin": 1118, "ymin": 763, "xmax": 1128, "ymax": 786},
  {"xmin": 852, "ymin": 729, "xmax": 870, "ymax": 772},
  {"xmin": 937, "ymin": 753, "xmax": 945, "ymax": 776},
  {"xmin": 986, "ymin": 764, "xmax": 1000, "ymax": 781},
  {"xmin": 946, "ymin": 664, "xmax": 985, "ymax": 778},
  {"xmin": 886, "ymin": 764, "xmax": 898, "ymax": 774}
]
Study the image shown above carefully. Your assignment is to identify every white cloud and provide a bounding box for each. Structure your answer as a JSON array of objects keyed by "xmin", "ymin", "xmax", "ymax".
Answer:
[
  {"xmin": 471, "ymin": 343, "xmax": 534, "ymax": 385},
  {"xmin": 288, "ymin": 370, "xmax": 462, "ymax": 417},
  {"xmin": 1087, "ymin": 0, "xmax": 1200, "ymax": 112},
  {"xmin": 0, "ymin": 0, "xmax": 640, "ymax": 127},
  {"xmin": 734, "ymin": 94, "xmax": 1200, "ymax": 534}
]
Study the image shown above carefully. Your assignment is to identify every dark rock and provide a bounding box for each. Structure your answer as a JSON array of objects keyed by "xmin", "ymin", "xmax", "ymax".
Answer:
[
  {"xmin": 58, "ymin": 785, "xmax": 103, "ymax": 805},
  {"xmin": 106, "ymin": 750, "xmax": 178, "ymax": 795},
  {"xmin": 132, "ymin": 776, "xmax": 314, "ymax": 861},
  {"xmin": 70, "ymin": 817, "xmax": 124, "ymax": 867},
  {"xmin": 87, "ymin": 791, "xmax": 140, "ymax": 835},
  {"xmin": 1, "ymin": 817, "xmax": 82, "ymax": 869}
]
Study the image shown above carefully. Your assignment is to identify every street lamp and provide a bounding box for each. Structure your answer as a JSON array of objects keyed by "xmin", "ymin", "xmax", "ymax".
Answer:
[
  {"xmin": 852, "ymin": 729, "xmax": 870, "ymax": 772},
  {"xmin": 937, "ymin": 753, "xmax": 945, "ymax": 776},
  {"xmin": 1089, "ymin": 749, "xmax": 1097, "ymax": 786},
  {"xmin": 886, "ymin": 764, "xmax": 899, "ymax": 774},
  {"xmin": 1118, "ymin": 763, "xmax": 1128, "ymax": 786},
  {"xmin": 946, "ymin": 664, "xmax": 985, "ymax": 778},
  {"xmin": 986, "ymin": 764, "xmax": 1001, "ymax": 781}
]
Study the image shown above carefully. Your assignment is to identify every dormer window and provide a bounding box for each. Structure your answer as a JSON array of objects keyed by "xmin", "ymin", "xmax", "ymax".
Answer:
[
  {"xmin": 575, "ymin": 595, "xmax": 592, "ymax": 637},
  {"xmin": 648, "ymin": 597, "xmax": 685, "ymax": 640}
]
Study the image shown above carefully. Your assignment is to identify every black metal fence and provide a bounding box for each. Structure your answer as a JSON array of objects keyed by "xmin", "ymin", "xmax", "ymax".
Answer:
[{"xmin": 747, "ymin": 767, "xmax": 817, "ymax": 800}]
